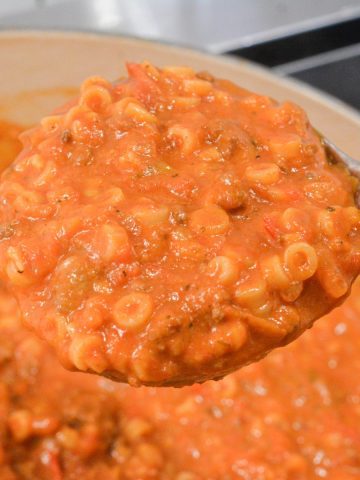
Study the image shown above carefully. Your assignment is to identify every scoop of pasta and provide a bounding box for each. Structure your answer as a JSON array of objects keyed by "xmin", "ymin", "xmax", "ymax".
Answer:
[{"xmin": 0, "ymin": 62, "xmax": 359, "ymax": 386}]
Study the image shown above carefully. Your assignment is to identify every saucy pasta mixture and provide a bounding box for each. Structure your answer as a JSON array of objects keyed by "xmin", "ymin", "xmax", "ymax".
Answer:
[
  {"xmin": 0, "ymin": 119, "xmax": 360, "ymax": 479},
  {"xmin": 0, "ymin": 64, "xmax": 359, "ymax": 387}
]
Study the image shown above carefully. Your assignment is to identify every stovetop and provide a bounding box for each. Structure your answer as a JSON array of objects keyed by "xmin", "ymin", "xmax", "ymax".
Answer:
[{"xmin": 229, "ymin": 16, "xmax": 360, "ymax": 110}]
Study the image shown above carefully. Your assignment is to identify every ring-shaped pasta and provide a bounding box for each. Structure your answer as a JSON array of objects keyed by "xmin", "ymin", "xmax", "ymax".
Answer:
[{"xmin": 284, "ymin": 242, "xmax": 318, "ymax": 281}]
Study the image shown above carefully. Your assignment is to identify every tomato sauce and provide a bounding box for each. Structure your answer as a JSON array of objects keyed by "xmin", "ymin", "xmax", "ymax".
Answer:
[
  {"xmin": 0, "ymin": 113, "xmax": 360, "ymax": 480},
  {"xmin": 0, "ymin": 63, "xmax": 359, "ymax": 387}
]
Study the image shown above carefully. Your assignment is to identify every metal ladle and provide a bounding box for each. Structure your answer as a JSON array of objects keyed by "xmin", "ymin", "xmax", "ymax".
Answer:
[{"xmin": 320, "ymin": 134, "xmax": 360, "ymax": 208}]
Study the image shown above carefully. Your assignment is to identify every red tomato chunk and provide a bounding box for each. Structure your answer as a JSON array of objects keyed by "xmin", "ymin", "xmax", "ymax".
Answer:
[{"xmin": 0, "ymin": 63, "xmax": 359, "ymax": 386}]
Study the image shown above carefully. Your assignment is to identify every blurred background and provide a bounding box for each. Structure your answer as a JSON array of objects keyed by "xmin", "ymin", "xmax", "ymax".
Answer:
[{"xmin": 0, "ymin": 0, "xmax": 359, "ymax": 109}]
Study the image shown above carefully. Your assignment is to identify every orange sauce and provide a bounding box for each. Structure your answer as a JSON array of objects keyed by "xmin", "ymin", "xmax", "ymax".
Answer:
[
  {"xmin": 0, "ymin": 63, "xmax": 359, "ymax": 389},
  {"xmin": 0, "ymin": 111, "xmax": 360, "ymax": 479}
]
